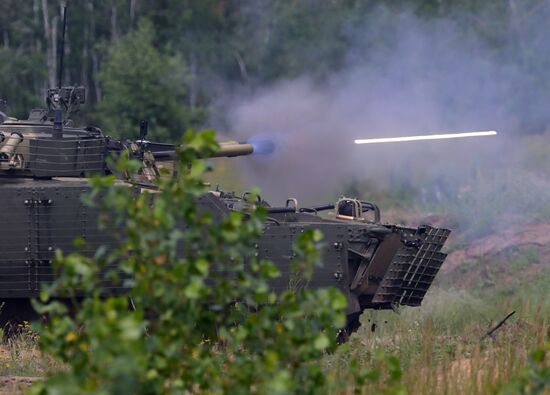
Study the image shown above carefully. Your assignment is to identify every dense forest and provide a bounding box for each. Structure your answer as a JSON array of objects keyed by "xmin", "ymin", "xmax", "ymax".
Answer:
[{"xmin": 1, "ymin": 0, "xmax": 549, "ymax": 140}]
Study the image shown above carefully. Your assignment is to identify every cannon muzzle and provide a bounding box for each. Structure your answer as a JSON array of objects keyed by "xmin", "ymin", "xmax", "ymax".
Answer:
[{"xmin": 213, "ymin": 141, "xmax": 254, "ymax": 157}]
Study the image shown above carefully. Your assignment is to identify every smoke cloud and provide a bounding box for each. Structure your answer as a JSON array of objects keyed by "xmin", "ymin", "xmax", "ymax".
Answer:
[{"xmin": 215, "ymin": 5, "xmax": 550, "ymax": 233}]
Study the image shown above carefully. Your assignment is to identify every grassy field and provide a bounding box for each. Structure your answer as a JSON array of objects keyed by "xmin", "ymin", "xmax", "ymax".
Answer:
[
  {"xmin": 328, "ymin": 275, "xmax": 549, "ymax": 394},
  {"xmin": 326, "ymin": 238, "xmax": 550, "ymax": 394},
  {"xmin": 1, "ymin": 272, "xmax": 547, "ymax": 394}
]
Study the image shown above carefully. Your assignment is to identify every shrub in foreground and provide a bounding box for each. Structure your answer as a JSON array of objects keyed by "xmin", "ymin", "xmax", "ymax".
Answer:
[{"xmin": 28, "ymin": 131, "xmax": 351, "ymax": 395}]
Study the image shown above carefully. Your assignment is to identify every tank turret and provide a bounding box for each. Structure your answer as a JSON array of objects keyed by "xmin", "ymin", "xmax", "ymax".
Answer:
[{"xmin": 0, "ymin": 87, "xmax": 270, "ymax": 180}]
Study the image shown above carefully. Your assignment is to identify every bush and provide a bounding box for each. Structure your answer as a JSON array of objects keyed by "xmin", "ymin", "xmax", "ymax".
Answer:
[
  {"xmin": 498, "ymin": 342, "xmax": 550, "ymax": 395},
  {"xmin": 28, "ymin": 130, "xmax": 350, "ymax": 395}
]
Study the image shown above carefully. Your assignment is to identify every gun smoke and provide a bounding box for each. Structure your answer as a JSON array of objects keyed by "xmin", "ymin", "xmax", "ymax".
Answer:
[{"xmin": 215, "ymin": 5, "xmax": 550, "ymax": 235}]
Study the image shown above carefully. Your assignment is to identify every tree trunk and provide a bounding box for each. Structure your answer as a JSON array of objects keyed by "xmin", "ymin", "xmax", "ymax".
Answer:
[
  {"xmin": 87, "ymin": 0, "xmax": 101, "ymax": 103},
  {"xmin": 111, "ymin": 1, "xmax": 119, "ymax": 42},
  {"xmin": 130, "ymin": 0, "xmax": 136, "ymax": 25},
  {"xmin": 233, "ymin": 50, "xmax": 249, "ymax": 82},
  {"xmin": 189, "ymin": 52, "xmax": 197, "ymax": 110},
  {"xmin": 2, "ymin": 30, "xmax": 8, "ymax": 49},
  {"xmin": 81, "ymin": 10, "xmax": 89, "ymax": 89},
  {"xmin": 33, "ymin": 0, "xmax": 41, "ymax": 51},
  {"xmin": 92, "ymin": 51, "xmax": 102, "ymax": 102}
]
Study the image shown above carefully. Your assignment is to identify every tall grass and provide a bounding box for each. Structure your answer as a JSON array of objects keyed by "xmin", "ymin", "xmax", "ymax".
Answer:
[
  {"xmin": 326, "ymin": 281, "xmax": 550, "ymax": 394},
  {"xmin": 0, "ymin": 276, "xmax": 547, "ymax": 394},
  {"xmin": 0, "ymin": 322, "xmax": 61, "ymax": 378}
]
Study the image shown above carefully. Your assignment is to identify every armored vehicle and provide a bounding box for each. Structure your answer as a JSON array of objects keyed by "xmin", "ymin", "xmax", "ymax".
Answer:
[{"xmin": 0, "ymin": 85, "xmax": 450, "ymax": 337}]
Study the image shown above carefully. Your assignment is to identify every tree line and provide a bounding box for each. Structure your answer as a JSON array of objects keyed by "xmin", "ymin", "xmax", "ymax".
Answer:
[{"xmin": 1, "ymin": 0, "xmax": 548, "ymax": 140}]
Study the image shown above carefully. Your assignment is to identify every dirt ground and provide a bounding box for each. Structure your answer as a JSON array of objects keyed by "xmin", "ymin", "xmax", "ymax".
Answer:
[
  {"xmin": 0, "ymin": 376, "xmax": 38, "ymax": 394},
  {"xmin": 443, "ymin": 221, "xmax": 550, "ymax": 272}
]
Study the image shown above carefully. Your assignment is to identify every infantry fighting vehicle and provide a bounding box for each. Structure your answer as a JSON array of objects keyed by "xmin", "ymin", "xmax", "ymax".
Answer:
[{"xmin": 0, "ymin": 85, "xmax": 450, "ymax": 338}]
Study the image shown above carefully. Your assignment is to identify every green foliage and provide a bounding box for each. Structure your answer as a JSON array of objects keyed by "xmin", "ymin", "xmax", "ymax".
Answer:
[
  {"xmin": 329, "ymin": 346, "xmax": 407, "ymax": 395},
  {"xmin": 498, "ymin": 342, "xmax": 550, "ymax": 395},
  {"xmin": 234, "ymin": 1, "xmax": 352, "ymax": 81},
  {"xmin": 97, "ymin": 21, "xmax": 203, "ymax": 141},
  {"xmin": 0, "ymin": 49, "xmax": 45, "ymax": 118},
  {"xmin": 28, "ymin": 130, "xmax": 352, "ymax": 395}
]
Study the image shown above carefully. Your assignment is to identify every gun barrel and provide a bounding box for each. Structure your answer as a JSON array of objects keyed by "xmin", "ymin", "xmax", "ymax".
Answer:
[
  {"xmin": 146, "ymin": 140, "xmax": 256, "ymax": 161},
  {"xmin": 212, "ymin": 141, "xmax": 254, "ymax": 157}
]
